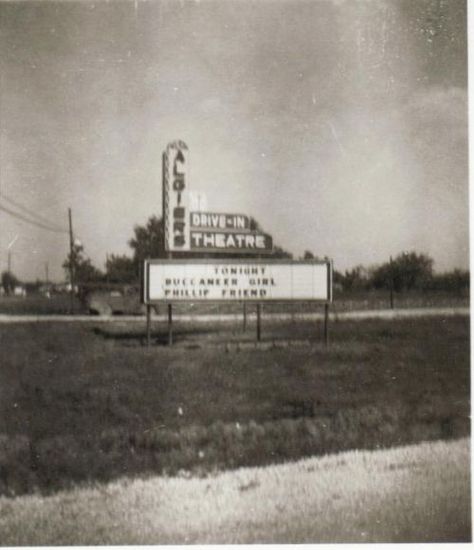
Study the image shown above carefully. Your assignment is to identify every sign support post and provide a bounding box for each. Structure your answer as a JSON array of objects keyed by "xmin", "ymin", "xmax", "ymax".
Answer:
[
  {"xmin": 146, "ymin": 305, "xmax": 151, "ymax": 347},
  {"xmin": 324, "ymin": 304, "xmax": 329, "ymax": 346},
  {"xmin": 256, "ymin": 303, "xmax": 262, "ymax": 341},
  {"xmin": 168, "ymin": 303, "xmax": 173, "ymax": 346},
  {"xmin": 243, "ymin": 303, "xmax": 247, "ymax": 332}
]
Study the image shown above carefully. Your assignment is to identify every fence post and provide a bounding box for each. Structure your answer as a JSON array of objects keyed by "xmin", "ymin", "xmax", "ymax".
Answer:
[{"xmin": 390, "ymin": 255, "xmax": 395, "ymax": 309}]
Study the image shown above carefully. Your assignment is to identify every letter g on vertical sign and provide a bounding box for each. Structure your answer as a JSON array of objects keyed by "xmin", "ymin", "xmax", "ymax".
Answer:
[{"xmin": 163, "ymin": 141, "xmax": 190, "ymax": 251}]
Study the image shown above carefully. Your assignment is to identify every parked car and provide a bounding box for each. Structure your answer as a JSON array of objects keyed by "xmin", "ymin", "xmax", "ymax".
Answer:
[{"xmin": 83, "ymin": 285, "xmax": 151, "ymax": 316}]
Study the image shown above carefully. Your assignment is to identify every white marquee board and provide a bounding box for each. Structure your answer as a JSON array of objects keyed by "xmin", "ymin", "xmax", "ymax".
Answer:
[{"xmin": 144, "ymin": 259, "xmax": 332, "ymax": 303}]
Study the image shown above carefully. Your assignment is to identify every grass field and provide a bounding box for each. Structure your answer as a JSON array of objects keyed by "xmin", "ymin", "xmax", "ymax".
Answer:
[
  {"xmin": 0, "ymin": 437, "xmax": 469, "ymax": 544},
  {"xmin": 0, "ymin": 314, "xmax": 469, "ymax": 497}
]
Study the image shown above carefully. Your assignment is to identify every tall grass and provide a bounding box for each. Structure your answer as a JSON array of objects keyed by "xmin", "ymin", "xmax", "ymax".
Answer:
[{"xmin": 0, "ymin": 401, "xmax": 468, "ymax": 496}]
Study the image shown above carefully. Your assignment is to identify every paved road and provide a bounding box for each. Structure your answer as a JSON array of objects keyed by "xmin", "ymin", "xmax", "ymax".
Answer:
[{"xmin": 0, "ymin": 306, "xmax": 468, "ymax": 323}]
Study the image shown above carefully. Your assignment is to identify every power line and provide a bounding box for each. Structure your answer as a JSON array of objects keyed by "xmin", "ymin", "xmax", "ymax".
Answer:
[
  {"xmin": 0, "ymin": 191, "xmax": 68, "ymax": 232},
  {"xmin": 0, "ymin": 202, "xmax": 69, "ymax": 234}
]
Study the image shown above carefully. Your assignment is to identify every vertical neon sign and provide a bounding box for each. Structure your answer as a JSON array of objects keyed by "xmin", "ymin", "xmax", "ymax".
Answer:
[{"xmin": 163, "ymin": 141, "xmax": 190, "ymax": 251}]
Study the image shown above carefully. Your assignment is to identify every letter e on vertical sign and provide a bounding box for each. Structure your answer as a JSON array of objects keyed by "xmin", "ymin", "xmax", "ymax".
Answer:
[{"xmin": 163, "ymin": 141, "xmax": 190, "ymax": 252}]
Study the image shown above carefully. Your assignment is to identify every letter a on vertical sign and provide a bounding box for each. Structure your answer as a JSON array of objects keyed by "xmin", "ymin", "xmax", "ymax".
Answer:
[{"xmin": 163, "ymin": 141, "xmax": 190, "ymax": 252}]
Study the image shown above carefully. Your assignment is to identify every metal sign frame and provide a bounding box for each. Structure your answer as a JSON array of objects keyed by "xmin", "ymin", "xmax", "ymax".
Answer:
[{"xmin": 143, "ymin": 258, "xmax": 333, "ymax": 305}]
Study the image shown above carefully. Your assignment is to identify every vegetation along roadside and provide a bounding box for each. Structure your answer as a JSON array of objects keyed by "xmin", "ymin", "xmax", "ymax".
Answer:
[{"xmin": 0, "ymin": 315, "xmax": 469, "ymax": 496}]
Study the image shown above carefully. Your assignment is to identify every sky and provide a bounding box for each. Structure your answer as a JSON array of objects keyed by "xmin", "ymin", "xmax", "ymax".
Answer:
[{"xmin": 0, "ymin": 0, "xmax": 468, "ymax": 281}]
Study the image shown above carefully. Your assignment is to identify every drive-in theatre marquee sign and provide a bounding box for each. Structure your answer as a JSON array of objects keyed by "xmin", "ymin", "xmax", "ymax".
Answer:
[
  {"xmin": 144, "ymin": 259, "xmax": 332, "ymax": 303},
  {"xmin": 143, "ymin": 140, "xmax": 334, "ymax": 345},
  {"xmin": 154, "ymin": 140, "xmax": 333, "ymax": 306},
  {"xmin": 162, "ymin": 141, "xmax": 273, "ymax": 253}
]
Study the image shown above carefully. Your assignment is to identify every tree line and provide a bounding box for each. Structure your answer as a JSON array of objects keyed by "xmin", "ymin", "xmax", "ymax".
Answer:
[
  {"xmin": 1, "ymin": 215, "xmax": 469, "ymax": 294},
  {"xmin": 69, "ymin": 216, "xmax": 470, "ymax": 293},
  {"xmin": 62, "ymin": 215, "xmax": 292, "ymax": 285},
  {"xmin": 333, "ymin": 252, "xmax": 469, "ymax": 293}
]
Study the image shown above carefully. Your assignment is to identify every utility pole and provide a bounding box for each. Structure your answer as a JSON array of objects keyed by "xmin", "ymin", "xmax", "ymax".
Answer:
[
  {"xmin": 6, "ymin": 235, "xmax": 18, "ymax": 276},
  {"xmin": 45, "ymin": 262, "xmax": 49, "ymax": 283},
  {"xmin": 68, "ymin": 208, "xmax": 75, "ymax": 314}
]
